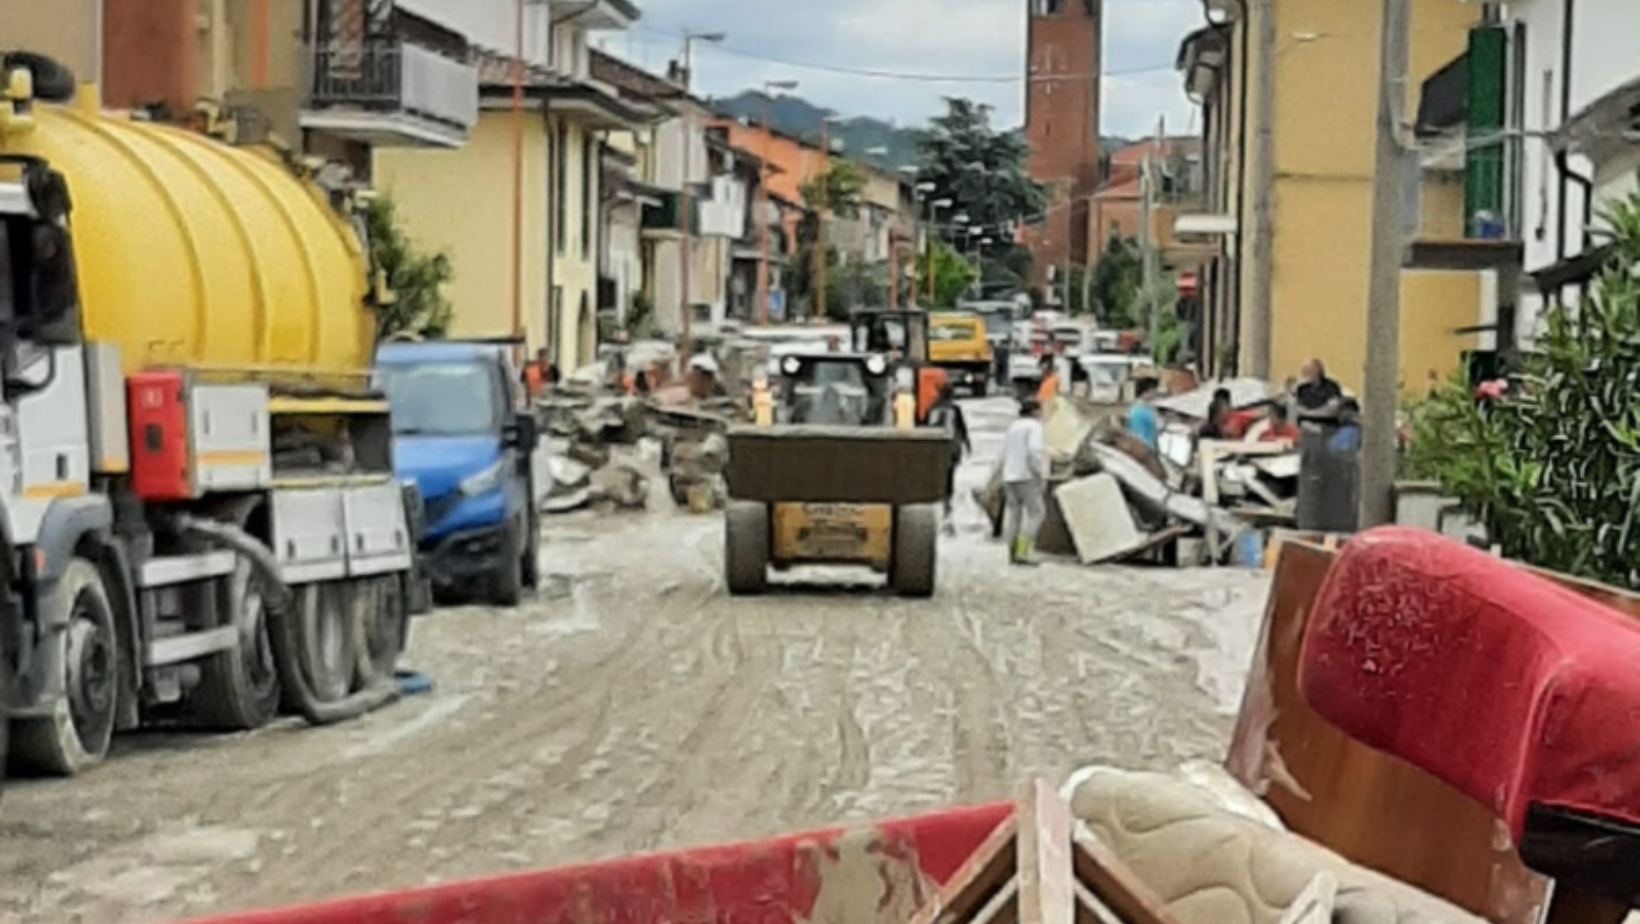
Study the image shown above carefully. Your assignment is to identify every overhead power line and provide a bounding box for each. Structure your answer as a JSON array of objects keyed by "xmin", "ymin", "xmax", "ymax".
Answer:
[{"xmin": 633, "ymin": 26, "xmax": 1176, "ymax": 84}]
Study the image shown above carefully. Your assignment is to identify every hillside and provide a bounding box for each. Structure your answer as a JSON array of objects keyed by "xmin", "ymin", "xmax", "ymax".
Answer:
[{"xmin": 710, "ymin": 90, "xmax": 1132, "ymax": 172}]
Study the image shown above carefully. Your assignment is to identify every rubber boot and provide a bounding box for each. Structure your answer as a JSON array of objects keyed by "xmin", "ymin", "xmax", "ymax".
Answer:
[{"xmin": 1015, "ymin": 536, "xmax": 1039, "ymax": 567}]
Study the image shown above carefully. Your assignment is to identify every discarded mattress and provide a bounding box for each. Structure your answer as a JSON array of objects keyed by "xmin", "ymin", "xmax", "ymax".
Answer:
[{"xmin": 1064, "ymin": 764, "xmax": 1488, "ymax": 924}]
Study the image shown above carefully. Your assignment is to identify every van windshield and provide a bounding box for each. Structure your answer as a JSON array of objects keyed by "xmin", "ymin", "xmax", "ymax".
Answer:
[{"xmin": 378, "ymin": 361, "xmax": 500, "ymax": 437}]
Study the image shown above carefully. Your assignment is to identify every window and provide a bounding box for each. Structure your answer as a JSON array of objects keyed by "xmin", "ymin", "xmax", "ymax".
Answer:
[
  {"xmin": 378, "ymin": 362, "xmax": 501, "ymax": 437},
  {"xmin": 1033, "ymin": 0, "xmax": 1064, "ymax": 15},
  {"xmin": 582, "ymin": 134, "xmax": 595, "ymax": 257},
  {"xmin": 555, "ymin": 122, "xmax": 569, "ymax": 256}
]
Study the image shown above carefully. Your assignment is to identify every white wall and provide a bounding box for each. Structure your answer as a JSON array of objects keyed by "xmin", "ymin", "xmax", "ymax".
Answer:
[
  {"xmin": 398, "ymin": 0, "xmax": 549, "ymax": 63},
  {"xmin": 699, "ymin": 174, "xmax": 746, "ymax": 238},
  {"xmin": 1506, "ymin": 0, "xmax": 1640, "ymax": 346}
]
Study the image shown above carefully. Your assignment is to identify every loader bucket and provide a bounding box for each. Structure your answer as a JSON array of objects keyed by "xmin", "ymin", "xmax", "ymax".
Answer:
[{"xmin": 725, "ymin": 425, "xmax": 950, "ymax": 505}]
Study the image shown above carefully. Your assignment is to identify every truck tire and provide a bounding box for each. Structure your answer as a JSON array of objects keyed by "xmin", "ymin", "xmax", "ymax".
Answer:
[
  {"xmin": 288, "ymin": 582, "xmax": 354, "ymax": 705},
  {"xmin": 724, "ymin": 502, "xmax": 769, "ymax": 596},
  {"xmin": 12, "ymin": 558, "xmax": 119, "ymax": 776},
  {"xmin": 194, "ymin": 559, "xmax": 281, "ymax": 731},
  {"xmin": 890, "ymin": 505, "xmax": 938, "ymax": 598},
  {"xmin": 491, "ymin": 522, "xmax": 525, "ymax": 607}
]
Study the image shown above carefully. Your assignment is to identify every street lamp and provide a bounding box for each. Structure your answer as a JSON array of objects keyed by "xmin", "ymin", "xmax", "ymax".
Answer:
[
  {"xmin": 677, "ymin": 30, "xmax": 725, "ymax": 362},
  {"xmin": 927, "ymin": 197, "xmax": 954, "ymax": 306},
  {"xmin": 757, "ymin": 77, "xmax": 798, "ymax": 326}
]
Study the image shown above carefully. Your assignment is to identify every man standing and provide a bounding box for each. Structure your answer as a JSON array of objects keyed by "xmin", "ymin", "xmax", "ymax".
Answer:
[
  {"xmin": 1126, "ymin": 377, "xmax": 1160, "ymax": 450},
  {"xmin": 1001, "ymin": 398, "xmax": 1047, "ymax": 565},
  {"xmin": 927, "ymin": 384, "xmax": 973, "ymax": 535},
  {"xmin": 1295, "ymin": 359, "xmax": 1344, "ymax": 421}
]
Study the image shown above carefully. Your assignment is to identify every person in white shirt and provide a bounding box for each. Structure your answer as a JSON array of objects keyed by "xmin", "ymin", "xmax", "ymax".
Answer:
[{"xmin": 1001, "ymin": 397, "xmax": 1048, "ymax": 565}]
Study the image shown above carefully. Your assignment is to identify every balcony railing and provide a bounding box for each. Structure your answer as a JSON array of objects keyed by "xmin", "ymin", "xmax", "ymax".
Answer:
[{"xmin": 306, "ymin": 39, "xmax": 479, "ymax": 137}]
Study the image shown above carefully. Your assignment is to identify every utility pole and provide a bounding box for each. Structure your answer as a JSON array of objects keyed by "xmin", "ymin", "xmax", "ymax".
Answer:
[
  {"xmin": 757, "ymin": 79, "xmax": 797, "ymax": 325},
  {"xmin": 677, "ymin": 31, "xmax": 724, "ymax": 360},
  {"xmin": 1360, "ymin": 0, "xmax": 1410, "ymax": 528},
  {"xmin": 1248, "ymin": 0, "xmax": 1277, "ymax": 380},
  {"xmin": 509, "ymin": 0, "xmax": 526, "ymax": 361},
  {"xmin": 815, "ymin": 117, "xmax": 833, "ymax": 320}
]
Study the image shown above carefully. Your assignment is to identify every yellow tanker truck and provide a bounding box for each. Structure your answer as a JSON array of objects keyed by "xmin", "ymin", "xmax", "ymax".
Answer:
[{"xmin": 0, "ymin": 51, "xmax": 427, "ymax": 779}]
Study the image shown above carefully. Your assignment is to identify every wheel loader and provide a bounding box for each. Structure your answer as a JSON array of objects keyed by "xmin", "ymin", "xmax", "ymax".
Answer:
[{"xmin": 723, "ymin": 351, "xmax": 950, "ymax": 597}]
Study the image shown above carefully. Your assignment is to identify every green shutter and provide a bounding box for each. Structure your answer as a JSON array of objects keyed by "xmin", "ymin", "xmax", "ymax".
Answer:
[{"xmin": 1465, "ymin": 26, "xmax": 1507, "ymax": 236}]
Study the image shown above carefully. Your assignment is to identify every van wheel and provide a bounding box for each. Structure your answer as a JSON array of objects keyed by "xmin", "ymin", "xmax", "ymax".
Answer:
[
  {"xmin": 12, "ymin": 558, "xmax": 119, "ymax": 776},
  {"xmin": 194, "ymin": 559, "xmax": 281, "ymax": 731},
  {"xmin": 890, "ymin": 505, "xmax": 938, "ymax": 598},
  {"xmin": 724, "ymin": 502, "xmax": 769, "ymax": 596}
]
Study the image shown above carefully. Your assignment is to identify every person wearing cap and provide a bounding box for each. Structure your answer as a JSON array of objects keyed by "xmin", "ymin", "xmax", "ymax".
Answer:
[{"xmin": 1001, "ymin": 397, "xmax": 1047, "ymax": 566}]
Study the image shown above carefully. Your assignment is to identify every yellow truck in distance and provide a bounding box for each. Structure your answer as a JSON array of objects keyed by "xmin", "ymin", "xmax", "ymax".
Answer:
[{"xmin": 928, "ymin": 312, "xmax": 993, "ymax": 395}]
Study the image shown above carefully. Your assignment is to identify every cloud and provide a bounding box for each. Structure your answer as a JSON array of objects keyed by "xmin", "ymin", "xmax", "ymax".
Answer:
[{"xmin": 597, "ymin": 0, "xmax": 1204, "ymax": 137}]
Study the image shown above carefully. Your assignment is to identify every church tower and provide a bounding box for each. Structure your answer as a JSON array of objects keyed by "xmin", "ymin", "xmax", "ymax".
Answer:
[{"xmin": 1022, "ymin": 0, "xmax": 1103, "ymax": 299}]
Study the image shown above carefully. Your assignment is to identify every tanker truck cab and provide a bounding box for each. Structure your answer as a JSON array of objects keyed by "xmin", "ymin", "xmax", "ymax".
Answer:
[
  {"xmin": 0, "ymin": 53, "xmax": 429, "ymax": 778},
  {"xmin": 374, "ymin": 341, "xmax": 540, "ymax": 607}
]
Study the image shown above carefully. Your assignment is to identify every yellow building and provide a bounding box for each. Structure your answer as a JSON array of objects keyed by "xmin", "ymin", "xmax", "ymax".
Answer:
[
  {"xmin": 1178, "ymin": 0, "xmax": 1483, "ymax": 393},
  {"xmin": 376, "ymin": 31, "xmax": 656, "ymax": 373}
]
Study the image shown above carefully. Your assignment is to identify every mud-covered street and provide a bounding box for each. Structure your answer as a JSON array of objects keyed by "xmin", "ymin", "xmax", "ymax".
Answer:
[{"xmin": 0, "ymin": 399, "xmax": 1269, "ymax": 924}]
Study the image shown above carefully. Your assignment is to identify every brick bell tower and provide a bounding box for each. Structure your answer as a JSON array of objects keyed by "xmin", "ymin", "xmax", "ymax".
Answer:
[{"xmin": 1021, "ymin": 0, "xmax": 1103, "ymax": 301}]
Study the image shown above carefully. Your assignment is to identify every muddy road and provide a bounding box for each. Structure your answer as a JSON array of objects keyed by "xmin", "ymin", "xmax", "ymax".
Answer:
[{"xmin": 0, "ymin": 399, "xmax": 1269, "ymax": 924}]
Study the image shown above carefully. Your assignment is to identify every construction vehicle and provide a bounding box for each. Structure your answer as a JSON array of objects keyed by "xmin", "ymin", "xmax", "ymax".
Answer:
[
  {"xmin": 847, "ymin": 308, "xmax": 946, "ymax": 421},
  {"xmin": 928, "ymin": 312, "xmax": 993, "ymax": 395},
  {"xmin": 723, "ymin": 351, "xmax": 948, "ymax": 597},
  {"xmin": 0, "ymin": 53, "xmax": 423, "ymax": 777}
]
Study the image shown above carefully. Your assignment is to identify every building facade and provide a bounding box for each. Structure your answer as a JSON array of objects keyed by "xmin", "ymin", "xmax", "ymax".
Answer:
[
  {"xmin": 1177, "ymin": 0, "xmax": 1484, "ymax": 392},
  {"xmin": 1021, "ymin": 0, "xmax": 1103, "ymax": 300}
]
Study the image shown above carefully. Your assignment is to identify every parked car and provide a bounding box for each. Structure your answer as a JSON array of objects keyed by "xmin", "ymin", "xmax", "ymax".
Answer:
[{"xmin": 375, "ymin": 340, "xmax": 541, "ymax": 606}]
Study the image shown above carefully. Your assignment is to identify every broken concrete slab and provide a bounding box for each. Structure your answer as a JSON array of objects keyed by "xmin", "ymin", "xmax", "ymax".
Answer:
[{"xmin": 1056, "ymin": 474, "xmax": 1147, "ymax": 564}]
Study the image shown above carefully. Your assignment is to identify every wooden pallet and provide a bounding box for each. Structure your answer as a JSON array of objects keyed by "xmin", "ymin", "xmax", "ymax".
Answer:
[{"xmin": 904, "ymin": 781, "xmax": 1185, "ymax": 924}]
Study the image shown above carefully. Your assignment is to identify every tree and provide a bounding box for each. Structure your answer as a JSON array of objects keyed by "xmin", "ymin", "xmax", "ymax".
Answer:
[
  {"xmin": 789, "ymin": 158, "xmax": 867, "ymax": 318},
  {"xmin": 1405, "ymin": 180, "xmax": 1640, "ymax": 588},
  {"xmin": 1091, "ymin": 235, "xmax": 1143, "ymax": 328},
  {"xmin": 366, "ymin": 196, "xmax": 453, "ymax": 339},
  {"xmin": 915, "ymin": 98, "xmax": 1046, "ymax": 290},
  {"xmin": 902, "ymin": 239, "xmax": 978, "ymax": 310}
]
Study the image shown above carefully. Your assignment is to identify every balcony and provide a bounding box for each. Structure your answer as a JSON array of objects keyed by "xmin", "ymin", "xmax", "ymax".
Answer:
[
  {"xmin": 545, "ymin": 0, "xmax": 640, "ymax": 31},
  {"xmin": 640, "ymin": 190, "xmax": 700, "ymax": 238},
  {"xmin": 302, "ymin": 40, "xmax": 479, "ymax": 149}
]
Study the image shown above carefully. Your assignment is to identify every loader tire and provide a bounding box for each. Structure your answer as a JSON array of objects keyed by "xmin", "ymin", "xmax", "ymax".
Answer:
[
  {"xmin": 891, "ymin": 504, "xmax": 938, "ymax": 598},
  {"xmin": 194, "ymin": 559, "xmax": 282, "ymax": 731},
  {"xmin": 12, "ymin": 558, "xmax": 119, "ymax": 776},
  {"xmin": 724, "ymin": 502, "xmax": 769, "ymax": 596}
]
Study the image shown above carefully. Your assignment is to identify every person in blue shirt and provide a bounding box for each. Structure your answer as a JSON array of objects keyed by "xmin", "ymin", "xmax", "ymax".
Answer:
[{"xmin": 1127, "ymin": 376, "xmax": 1160, "ymax": 449}]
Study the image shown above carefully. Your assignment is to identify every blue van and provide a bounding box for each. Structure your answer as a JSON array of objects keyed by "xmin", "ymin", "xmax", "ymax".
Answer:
[{"xmin": 374, "ymin": 340, "xmax": 540, "ymax": 606}]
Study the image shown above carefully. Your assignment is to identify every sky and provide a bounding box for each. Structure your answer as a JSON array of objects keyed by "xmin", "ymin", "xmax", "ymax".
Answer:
[{"xmin": 595, "ymin": 0, "xmax": 1205, "ymax": 139}]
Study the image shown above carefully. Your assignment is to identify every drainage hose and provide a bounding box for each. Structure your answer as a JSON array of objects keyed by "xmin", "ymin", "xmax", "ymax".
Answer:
[{"xmin": 172, "ymin": 515, "xmax": 399, "ymax": 726}]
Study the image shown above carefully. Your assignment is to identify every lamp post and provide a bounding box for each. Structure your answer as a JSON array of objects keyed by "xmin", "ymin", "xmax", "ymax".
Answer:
[
  {"xmin": 757, "ymin": 78, "xmax": 798, "ymax": 325},
  {"xmin": 927, "ymin": 197, "xmax": 953, "ymax": 308},
  {"xmin": 910, "ymin": 179, "xmax": 935, "ymax": 307},
  {"xmin": 678, "ymin": 29, "xmax": 725, "ymax": 362},
  {"xmin": 509, "ymin": 0, "xmax": 527, "ymax": 360}
]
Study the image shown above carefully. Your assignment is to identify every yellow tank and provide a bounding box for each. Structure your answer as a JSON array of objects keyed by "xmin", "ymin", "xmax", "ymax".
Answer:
[{"xmin": 1, "ymin": 101, "xmax": 373, "ymax": 376}]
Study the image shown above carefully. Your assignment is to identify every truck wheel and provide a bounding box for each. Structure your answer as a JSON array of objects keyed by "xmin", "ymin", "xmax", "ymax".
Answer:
[
  {"xmin": 724, "ymin": 501, "xmax": 769, "ymax": 596},
  {"xmin": 194, "ymin": 559, "xmax": 281, "ymax": 731},
  {"xmin": 12, "ymin": 558, "xmax": 119, "ymax": 776},
  {"xmin": 492, "ymin": 522, "xmax": 525, "ymax": 607},
  {"xmin": 890, "ymin": 505, "xmax": 938, "ymax": 598},
  {"xmin": 366, "ymin": 576, "xmax": 409, "ymax": 680},
  {"xmin": 288, "ymin": 583, "xmax": 354, "ymax": 705}
]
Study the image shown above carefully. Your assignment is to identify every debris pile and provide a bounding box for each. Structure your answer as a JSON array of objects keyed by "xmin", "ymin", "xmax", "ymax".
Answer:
[
  {"xmin": 975, "ymin": 380, "xmax": 1307, "ymax": 567},
  {"xmin": 536, "ymin": 338, "xmax": 752, "ymax": 517}
]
